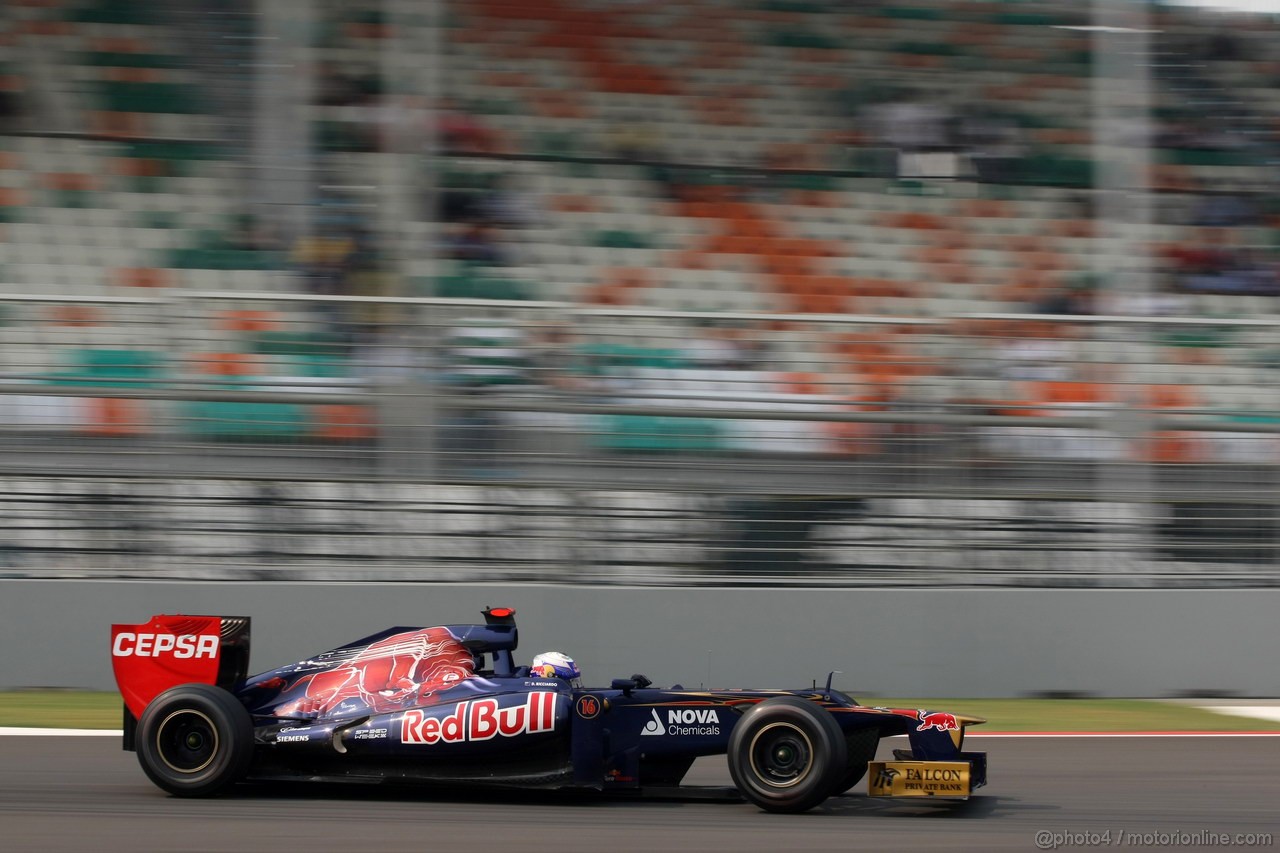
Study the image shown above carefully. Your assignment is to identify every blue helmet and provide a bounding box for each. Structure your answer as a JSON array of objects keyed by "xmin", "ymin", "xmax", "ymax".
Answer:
[{"xmin": 529, "ymin": 651, "xmax": 580, "ymax": 683}]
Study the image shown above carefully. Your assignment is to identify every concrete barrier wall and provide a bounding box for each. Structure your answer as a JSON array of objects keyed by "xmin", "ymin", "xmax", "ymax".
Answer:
[{"xmin": 2, "ymin": 580, "xmax": 1276, "ymax": 697}]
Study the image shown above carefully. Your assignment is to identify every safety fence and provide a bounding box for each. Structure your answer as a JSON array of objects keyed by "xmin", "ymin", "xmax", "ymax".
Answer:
[{"xmin": 0, "ymin": 291, "xmax": 1277, "ymax": 585}]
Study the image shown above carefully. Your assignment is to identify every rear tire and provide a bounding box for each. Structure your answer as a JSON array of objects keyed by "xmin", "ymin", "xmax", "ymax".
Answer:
[
  {"xmin": 831, "ymin": 726, "xmax": 880, "ymax": 795},
  {"xmin": 728, "ymin": 697, "xmax": 846, "ymax": 813},
  {"xmin": 136, "ymin": 683, "xmax": 254, "ymax": 797}
]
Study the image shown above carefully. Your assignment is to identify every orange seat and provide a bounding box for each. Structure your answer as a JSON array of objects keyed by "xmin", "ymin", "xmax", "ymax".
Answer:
[
  {"xmin": 315, "ymin": 405, "xmax": 376, "ymax": 441},
  {"xmin": 194, "ymin": 352, "xmax": 255, "ymax": 377},
  {"xmin": 218, "ymin": 310, "xmax": 279, "ymax": 333},
  {"xmin": 84, "ymin": 397, "xmax": 145, "ymax": 437},
  {"xmin": 113, "ymin": 268, "xmax": 171, "ymax": 288},
  {"xmin": 49, "ymin": 305, "xmax": 100, "ymax": 326}
]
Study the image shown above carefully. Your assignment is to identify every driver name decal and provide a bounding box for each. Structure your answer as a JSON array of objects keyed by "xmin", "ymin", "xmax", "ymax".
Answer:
[{"xmin": 400, "ymin": 691, "xmax": 557, "ymax": 745}]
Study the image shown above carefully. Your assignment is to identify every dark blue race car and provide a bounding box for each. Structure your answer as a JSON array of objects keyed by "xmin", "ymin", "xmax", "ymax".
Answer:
[{"xmin": 110, "ymin": 608, "xmax": 987, "ymax": 813}]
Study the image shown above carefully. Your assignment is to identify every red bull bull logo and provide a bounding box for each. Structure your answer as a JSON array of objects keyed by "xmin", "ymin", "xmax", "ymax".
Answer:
[
  {"xmin": 275, "ymin": 627, "xmax": 475, "ymax": 718},
  {"xmin": 916, "ymin": 710, "xmax": 959, "ymax": 732}
]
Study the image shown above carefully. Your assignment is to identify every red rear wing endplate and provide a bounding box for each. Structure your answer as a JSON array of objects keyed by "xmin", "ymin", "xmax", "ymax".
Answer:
[{"xmin": 111, "ymin": 614, "xmax": 249, "ymax": 718}]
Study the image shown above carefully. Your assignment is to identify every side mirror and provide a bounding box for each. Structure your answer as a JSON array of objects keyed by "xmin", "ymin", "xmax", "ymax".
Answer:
[{"xmin": 611, "ymin": 678, "xmax": 638, "ymax": 695}]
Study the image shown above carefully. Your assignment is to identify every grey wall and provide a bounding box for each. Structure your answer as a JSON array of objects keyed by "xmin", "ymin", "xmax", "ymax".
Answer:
[{"xmin": 2, "ymin": 581, "xmax": 1277, "ymax": 697}]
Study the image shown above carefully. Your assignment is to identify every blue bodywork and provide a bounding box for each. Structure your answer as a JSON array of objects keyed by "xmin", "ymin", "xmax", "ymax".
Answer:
[{"xmin": 205, "ymin": 609, "xmax": 986, "ymax": 795}]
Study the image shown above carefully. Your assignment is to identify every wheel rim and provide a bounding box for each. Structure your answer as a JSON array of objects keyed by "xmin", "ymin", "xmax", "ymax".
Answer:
[
  {"xmin": 155, "ymin": 710, "xmax": 219, "ymax": 775},
  {"xmin": 747, "ymin": 722, "xmax": 814, "ymax": 789}
]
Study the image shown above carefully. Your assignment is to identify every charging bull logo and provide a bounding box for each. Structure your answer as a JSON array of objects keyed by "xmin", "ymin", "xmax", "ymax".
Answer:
[
  {"xmin": 274, "ymin": 627, "xmax": 475, "ymax": 718},
  {"xmin": 401, "ymin": 691, "xmax": 557, "ymax": 745},
  {"xmin": 916, "ymin": 711, "xmax": 960, "ymax": 732}
]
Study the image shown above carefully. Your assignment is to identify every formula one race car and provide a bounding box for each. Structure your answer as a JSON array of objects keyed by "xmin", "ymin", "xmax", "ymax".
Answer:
[{"xmin": 110, "ymin": 608, "xmax": 987, "ymax": 813}]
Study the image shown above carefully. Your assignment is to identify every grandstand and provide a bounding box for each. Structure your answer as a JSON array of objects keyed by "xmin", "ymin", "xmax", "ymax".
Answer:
[{"xmin": 0, "ymin": 0, "xmax": 1278, "ymax": 584}]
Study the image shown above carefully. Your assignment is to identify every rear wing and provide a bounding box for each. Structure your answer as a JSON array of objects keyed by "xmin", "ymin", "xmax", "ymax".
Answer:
[{"xmin": 111, "ymin": 615, "xmax": 250, "ymax": 749}]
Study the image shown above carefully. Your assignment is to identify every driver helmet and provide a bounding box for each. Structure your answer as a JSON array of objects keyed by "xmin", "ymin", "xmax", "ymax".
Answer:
[{"xmin": 529, "ymin": 651, "xmax": 581, "ymax": 685}]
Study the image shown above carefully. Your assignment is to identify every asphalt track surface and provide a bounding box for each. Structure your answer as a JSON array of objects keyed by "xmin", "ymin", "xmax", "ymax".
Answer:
[{"xmin": 3, "ymin": 735, "xmax": 1277, "ymax": 852}]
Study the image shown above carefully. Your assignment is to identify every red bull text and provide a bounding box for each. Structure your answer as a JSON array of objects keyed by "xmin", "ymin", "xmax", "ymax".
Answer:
[{"xmin": 401, "ymin": 691, "xmax": 557, "ymax": 745}]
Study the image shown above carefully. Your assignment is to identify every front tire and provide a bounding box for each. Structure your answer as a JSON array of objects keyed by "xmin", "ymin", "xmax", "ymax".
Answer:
[
  {"xmin": 728, "ymin": 697, "xmax": 846, "ymax": 813},
  {"xmin": 136, "ymin": 683, "xmax": 254, "ymax": 797}
]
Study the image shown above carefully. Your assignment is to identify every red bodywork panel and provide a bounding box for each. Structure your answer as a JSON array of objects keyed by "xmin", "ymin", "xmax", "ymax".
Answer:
[{"xmin": 111, "ymin": 615, "xmax": 222, "ymax": 717}]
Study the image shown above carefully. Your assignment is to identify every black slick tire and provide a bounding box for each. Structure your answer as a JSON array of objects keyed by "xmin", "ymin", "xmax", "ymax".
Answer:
[
  {"xmin": 727, "ymin": 697, "xmax": 846, "ymax": 813},
  {"xmin": 135, "ymin": 683, "xmax": 254, "ymax": 797}
]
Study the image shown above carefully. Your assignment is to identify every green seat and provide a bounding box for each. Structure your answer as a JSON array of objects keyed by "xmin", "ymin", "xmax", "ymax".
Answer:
[
  {"xmin": 764, "ymin": 30, "xmax": 843, "ymax": 49},
  {"xmin": 535, "ymin": 132, "xmax": 577, "ymax": 158},
  {"xmin": 97, "ymin": 81, "xmax": 205, "ymax": 114},
  {"xmin": 55, "ymin": 190, "xmax": 94, "ymax": 209},
  {"xmin": 757, "ymin": 0, "xmax": 830, "ymax": 12},
  {"xmin": 994, "ymin": 12, "xmax": 1063, "ymax": 26},
  {"xmin": 594, "ymin": 415, "xmax": 727, "ymax": 452},
  {"xmin": 1022, "ymin": 153, "xmax": 1093, "ymax": 188},
  {"xmin": 49, "ymin": 349, "xmax": 164, "ymax": 388},
  {"xmin": 169, "ymin": 229, "xmax": 283, "ymax": 270},
  {"xmin": 182, "ymin": 400, "xmax": 309, "ymax": 441},
  {"xmin": 1222, "ymin": 410, "xmax": 1280, "ymax": 426},
  {"xmin": 434, "ymin": 267, "xmax": 532, "ymax": 300},
  {"xmin": 72, "ymin": 0, "xmax": 155, "ymax": 24},
  {"xmin": 883, "ymin": 6, "xmax": 944, "ymax": 20},
  {"xmin": 467, "ymin": 98, "xmax": 515, "ymax": 116},
  {"xmin": 593, "ymin": 229, "xmax": 652, "ymax": 249},
  {"xmin": 1157, "ymin": 328, "xmax": 1235, "ymax": 349},
  {"xmin": 122, "ymin": 141, "xmax": 226, "ymax": 176},
  {"xmin": 1163, "ymin": 149, "xmax": 1260, "ymax": 168},
  {"xmin": 577, "ymin": 343, "xmax": 687, "ymax": 373}
]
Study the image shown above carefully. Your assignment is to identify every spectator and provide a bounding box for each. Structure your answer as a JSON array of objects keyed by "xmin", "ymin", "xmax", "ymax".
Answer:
[
  {"xmin": 959, "ymin": 105, "xmax": 1025, "ymax": 184},
  {"xmin": 316, "ymin": 62, "xmax": 363, "ymax": 106},
  {"xmin": 602, "ymin": 113, "xmax": 663, "ymax": 161},
  {"xmin": 442, "ymin": 222, "xmax": 507, "ymax": 266},
  {"xmin": 0, "ymin": 87, "xmax": 21, "ymax": 131},
  {"xmin": 1035, "ymin": 279, "xmax": 1094, "ymax": 316},
  {"xmin": 438, "ymin": 98, "xmax": 498, "ymax": 153},
  {"xmin": 684, "ymin": 321, "xmax": 756, "ymax": 369},
  {"xmin": 1192, "ymin": 193, "xmax": 1258, "ymax": 227},
  {"xmin": 872, "ymin": 92, "xmax": 953, "ymax": 153},
  {"xmin": 292, "ymin": 228, "xmax": 355, "ymax": 295},
  {"xmin": 481, "ymin": 173, "xmax": 537, "ymax": 229}
]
